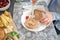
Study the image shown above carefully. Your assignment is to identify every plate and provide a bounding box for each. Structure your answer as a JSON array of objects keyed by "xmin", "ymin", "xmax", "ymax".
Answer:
[{"xmin": 21, "ymin": 10, "xmax": 47, "ymax": 32}]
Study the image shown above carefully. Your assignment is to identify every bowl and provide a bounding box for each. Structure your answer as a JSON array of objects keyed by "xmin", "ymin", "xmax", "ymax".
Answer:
[{"xmin": 0, "ymin": 0, "xmax": 10, "ymax": 11}]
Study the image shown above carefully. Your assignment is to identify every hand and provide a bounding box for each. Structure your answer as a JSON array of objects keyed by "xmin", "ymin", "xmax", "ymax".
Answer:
[
  {"xmin": 39, "ymin": 10, "xmax": 53, "ymax": 26},
  {"xmin": 13, "ymin": 36, "xmax": 18, "ymax": 40},
  {"xmin": 32, "ymin": 0, "xmax": 37, "ymax": 5}
]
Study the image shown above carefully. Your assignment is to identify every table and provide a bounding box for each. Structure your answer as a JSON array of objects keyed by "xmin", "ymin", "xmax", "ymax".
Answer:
[{"xmin": 13, "ymin": 2, "xmax": 58, "ymax": 40}]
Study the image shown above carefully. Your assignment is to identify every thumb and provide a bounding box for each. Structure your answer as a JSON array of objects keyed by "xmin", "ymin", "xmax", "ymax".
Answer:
[{"xmin": 13, "ymin": 36, "xmax": 18, "ymax": 40}]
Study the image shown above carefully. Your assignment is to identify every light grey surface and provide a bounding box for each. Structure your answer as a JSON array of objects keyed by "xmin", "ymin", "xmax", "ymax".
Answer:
[
  {"xmin": 13, "ymin": 3, "xmax": 58, "ymax": 40},
  {"xmin": 58, "ymin": 35, "xmax": 60, "ymax": 40}
]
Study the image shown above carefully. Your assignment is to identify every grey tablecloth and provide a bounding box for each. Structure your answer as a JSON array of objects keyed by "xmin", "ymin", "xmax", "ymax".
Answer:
[{"xmin": 13, "ymin": 3, "xmax": 58, "ymax": 40}]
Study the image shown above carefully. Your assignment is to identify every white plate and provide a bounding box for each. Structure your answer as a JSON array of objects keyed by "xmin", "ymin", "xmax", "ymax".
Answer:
[{"xmin": 21, "ymin": 10, "xmax": 47, "ymax": 32}]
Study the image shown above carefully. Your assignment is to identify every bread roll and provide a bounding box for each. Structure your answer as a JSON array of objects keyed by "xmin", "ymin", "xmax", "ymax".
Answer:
[
  {"xmin": 25, "ymin": 18, "xmax": 40, "ymax": 29},
  {"xmin": 34, "ymin": 9, "xmax": 43, "ymax": 21}
]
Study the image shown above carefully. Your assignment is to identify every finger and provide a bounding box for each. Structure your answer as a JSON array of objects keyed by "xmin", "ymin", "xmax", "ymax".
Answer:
[
  {"xmin": 40, "ymin": 16, "xmax": 47, "ymax": 22},
  {"xmin": 46, "ymin": 21, "xmax": 50, "ymax": 25},
  {"xmin": 13, "ymin": 36, "xmax": 18, "ymax": 40},
  {"xmin": 40, "ymin": 16, "xmax": 46, "ymax": 21},
  {"xmin": 41, "ymin": 18, "xmax": 49, "ymax": 23},
  {"xmin": 46, "ymin": 22, "xmax": 52, "ymax": 26},
  {"xmin": 40, "ymin": 17, "xmax": 46, "ymax": 22},
  {"xmin": 43, "ymin": 19, "xmax": 50, "ymax": 25},
  {"xmin": 46, "ymin": 20, "xmax": 53, "ymax": 26}
]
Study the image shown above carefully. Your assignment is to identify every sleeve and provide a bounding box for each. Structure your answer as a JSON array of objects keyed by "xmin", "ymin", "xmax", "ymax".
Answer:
[{"xmin": 52, "ymin": 12, "xmax": 60, "ymax": 20}]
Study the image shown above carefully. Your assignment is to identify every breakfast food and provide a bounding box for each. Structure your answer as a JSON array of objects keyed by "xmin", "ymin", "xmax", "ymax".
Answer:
[
  {"xmin": 0, "ymin": 0, "xmax": 9, "ymax": 8},
  {"xmin": 25, "ymin": 17, "xmax": 40, "ymax": 29},
  {"xmin": 0, "ymin": 11, "xmax": 12, "ymax": 28},
  {"xmin": 24, "ymin": 9, "xmax": 44, "ymax": 29},
  {"xmin": 0, "ymin": 16, "xmax": 8, "ymax": 27},
  {"xmin": 0, "ymin": 28, "xmax": 5, "ymax": 40},
  {"xmin": 6, "ymin": 31, "xmax": 20, "ymax": 40},
  {"xmin": 4, "ymin": 11, "xmax": 10, "ymax": 17},
  {"xmin": 4, "ymin": 26, "xmax": 14, "ymax": 34},
  {"xmin": 1, "ymin": 14, "xmax": 12, "ymax": 23},
  {"xmin": 34, "ymin": 9, "xmax": 43, "ymax": 21},
  {"xmin": 0, "ymin": 18, "xmax": 4, "ymax": 27},
  {"xmin": 26, "ymin": 16, "xmax": 29, "ymax": 19},
  {"xmin": 0, "ymin": 11, "xmax": 21, "ymax": 40}
]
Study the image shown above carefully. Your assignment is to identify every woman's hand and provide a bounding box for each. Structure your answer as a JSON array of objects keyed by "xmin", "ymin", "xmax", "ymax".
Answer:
[
  {"xmin": 13, "ymin": 36, "xmax": 18, "ymax": 40},
  {"xmin": 32, "ymin": 0, "xmax": 37, "ymax": 5},
  {"xmin": 40, "ymin": 10, "xmax": 53, "ymax": 26}
]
